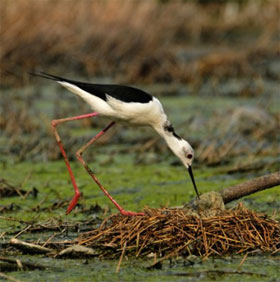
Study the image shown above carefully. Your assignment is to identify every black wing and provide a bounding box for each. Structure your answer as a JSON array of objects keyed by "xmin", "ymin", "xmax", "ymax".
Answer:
[{"xmin": 31, "ymin": 72, "xmax": 153, "ymax": 103}]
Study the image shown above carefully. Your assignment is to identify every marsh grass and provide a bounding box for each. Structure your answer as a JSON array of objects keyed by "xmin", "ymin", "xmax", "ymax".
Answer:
[{"xmin": 1, "ymin": 0, "xmax": 279, "ymax": 85}]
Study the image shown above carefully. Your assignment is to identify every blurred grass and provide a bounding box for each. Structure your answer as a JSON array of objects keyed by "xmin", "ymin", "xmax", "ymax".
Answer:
[
  {"xmin": 1, "ymin": 86, "xmax": 279, "ymax": 171},
  {"xmin": 0, "ymin": 0, "xmax": 279, "ymax": 172},
  {"xmin": 0, "ymin": 0, "xmax": 279, "ymax": 85}
]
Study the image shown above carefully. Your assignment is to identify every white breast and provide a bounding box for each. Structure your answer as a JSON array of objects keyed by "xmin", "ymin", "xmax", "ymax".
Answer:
[{"xmin": 106, "ymin": 96, "xmax": 167, "ymax": 126}]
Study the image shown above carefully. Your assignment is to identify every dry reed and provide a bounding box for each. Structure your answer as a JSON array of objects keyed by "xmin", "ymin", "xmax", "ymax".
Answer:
[{"xmin": 1, "ymin": 0, "xmax": 279, "ymax": 84}]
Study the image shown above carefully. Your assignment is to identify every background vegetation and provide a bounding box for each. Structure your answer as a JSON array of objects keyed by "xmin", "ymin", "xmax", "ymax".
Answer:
[
  {"xmin": 1, "ymin": 0, "xmax": 279, "ymax": 85},
  {"xmin": 1, "ymin": 0, "xmax": 279, "ymax": 165}
]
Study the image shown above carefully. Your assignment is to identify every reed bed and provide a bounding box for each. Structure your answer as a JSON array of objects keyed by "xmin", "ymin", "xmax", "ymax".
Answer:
[
  {"xmin": 1, "ymin": 0, "xmax": 279, "ymax": 84},
  {"xmin": 77, "ymin": 205, "xmax": 280, "ymax": 261}
]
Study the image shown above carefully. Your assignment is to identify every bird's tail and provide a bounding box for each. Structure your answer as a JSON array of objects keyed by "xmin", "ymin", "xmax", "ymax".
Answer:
[{"xmin": 29, "ymin": 72, "xmax": 69, "ymax": 83}]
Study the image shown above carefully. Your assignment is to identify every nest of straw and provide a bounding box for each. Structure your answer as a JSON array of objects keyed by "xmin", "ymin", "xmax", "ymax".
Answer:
[{"xmin": 78, "ymin": 204, "xmax": 280, "ymax": 261}]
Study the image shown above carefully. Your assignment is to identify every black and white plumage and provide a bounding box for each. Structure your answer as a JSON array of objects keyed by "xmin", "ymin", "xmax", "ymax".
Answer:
[{"xmin": 33, "ymin": 72, "xmax": 199, "ymax": 202}]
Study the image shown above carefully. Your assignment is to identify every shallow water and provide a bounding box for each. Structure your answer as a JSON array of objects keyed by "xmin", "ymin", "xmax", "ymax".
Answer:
[{"xmin": 4, "ymin": 254, "xmax": 279, "ymax": 282}]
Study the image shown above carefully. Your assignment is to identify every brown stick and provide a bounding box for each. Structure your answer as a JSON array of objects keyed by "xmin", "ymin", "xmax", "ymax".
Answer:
[
  {"xmin": 9, "ymin": 238, "xmax": 51, "ymax": 254},
  {"xmin": 220, "ymin": 172, "xmax": 280, "ymax": 204}
]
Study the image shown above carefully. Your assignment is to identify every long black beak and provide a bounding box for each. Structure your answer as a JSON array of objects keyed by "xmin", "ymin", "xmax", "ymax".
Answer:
[{"xmin": 188, "ymin": 166, "xmax": 200, "ymax": 199}]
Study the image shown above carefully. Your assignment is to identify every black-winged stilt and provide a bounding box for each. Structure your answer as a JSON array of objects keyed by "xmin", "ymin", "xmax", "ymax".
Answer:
[{"xmin": 32, "ymin": 72, "xmax": 199, "ymax": 216}]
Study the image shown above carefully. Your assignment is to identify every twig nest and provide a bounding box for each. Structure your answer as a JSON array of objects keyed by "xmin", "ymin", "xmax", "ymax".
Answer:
[{"xmin": 77, "ymin": 205, "xmax": 280, "ymax": 261}]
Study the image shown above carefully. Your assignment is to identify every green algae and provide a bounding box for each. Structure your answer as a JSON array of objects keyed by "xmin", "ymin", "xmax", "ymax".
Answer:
[{"xmin": 2, "ymin": 157, "xmax": 279, "ymax": 222}]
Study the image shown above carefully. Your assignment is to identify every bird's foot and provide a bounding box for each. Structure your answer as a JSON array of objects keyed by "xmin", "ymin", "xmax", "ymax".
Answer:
[
  {"xmin": 120, "ymin": 210, "xmax": 145, "ymax": 216},
  {"xmin": 66, "ymin": 192, "xmax": 81, "ymax": 214}
]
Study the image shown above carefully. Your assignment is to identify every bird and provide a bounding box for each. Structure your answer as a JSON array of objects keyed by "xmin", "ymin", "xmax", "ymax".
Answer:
[{"xmin": 31, "ymin": 72, "xmax": 200, "ymax": 216}]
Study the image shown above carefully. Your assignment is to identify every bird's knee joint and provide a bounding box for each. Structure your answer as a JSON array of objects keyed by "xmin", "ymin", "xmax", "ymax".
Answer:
[
  {"xmin": 76, "ymin": 150, "xmax": 82, "ymax": 159},
  {"xmin": 51, "ymin": 120, "xmax": 57, "ymax": 128}
]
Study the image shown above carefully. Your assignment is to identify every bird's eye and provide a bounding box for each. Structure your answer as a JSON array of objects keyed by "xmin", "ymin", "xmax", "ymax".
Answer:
[{"xmin": 186, "ymin": 154, "xmax": 193, "ymax": 159}]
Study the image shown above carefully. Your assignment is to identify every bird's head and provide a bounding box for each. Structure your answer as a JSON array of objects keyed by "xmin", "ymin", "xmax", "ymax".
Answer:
[
  {"xmin": 175, "ymin": 139, "xmax": 194, "ymax": 168},
  {"xmin": 155, "ymin": 121, "xmax": 200, "ymax": 199},
  {"xmin": 172, "ymin": 139, "xmax": 199, "ymax": 199}
]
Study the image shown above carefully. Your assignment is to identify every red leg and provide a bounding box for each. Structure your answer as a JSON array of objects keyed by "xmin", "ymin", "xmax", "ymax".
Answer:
[
  {"xmin": 51, "ymin": 112, "xmax": 99, "ymax": 214},
  {"xmin": 52, "ymin": 112, "xmax": 144, "ymax": 216},
  {"xmin": 76, "ymin": 123, "xmax": 145, "ymax": 216}
]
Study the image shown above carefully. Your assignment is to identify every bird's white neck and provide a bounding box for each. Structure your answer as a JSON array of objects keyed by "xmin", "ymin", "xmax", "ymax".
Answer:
[{"xmin": 153, "ymin": 121, "xmax": 182, "ymax": 156}]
